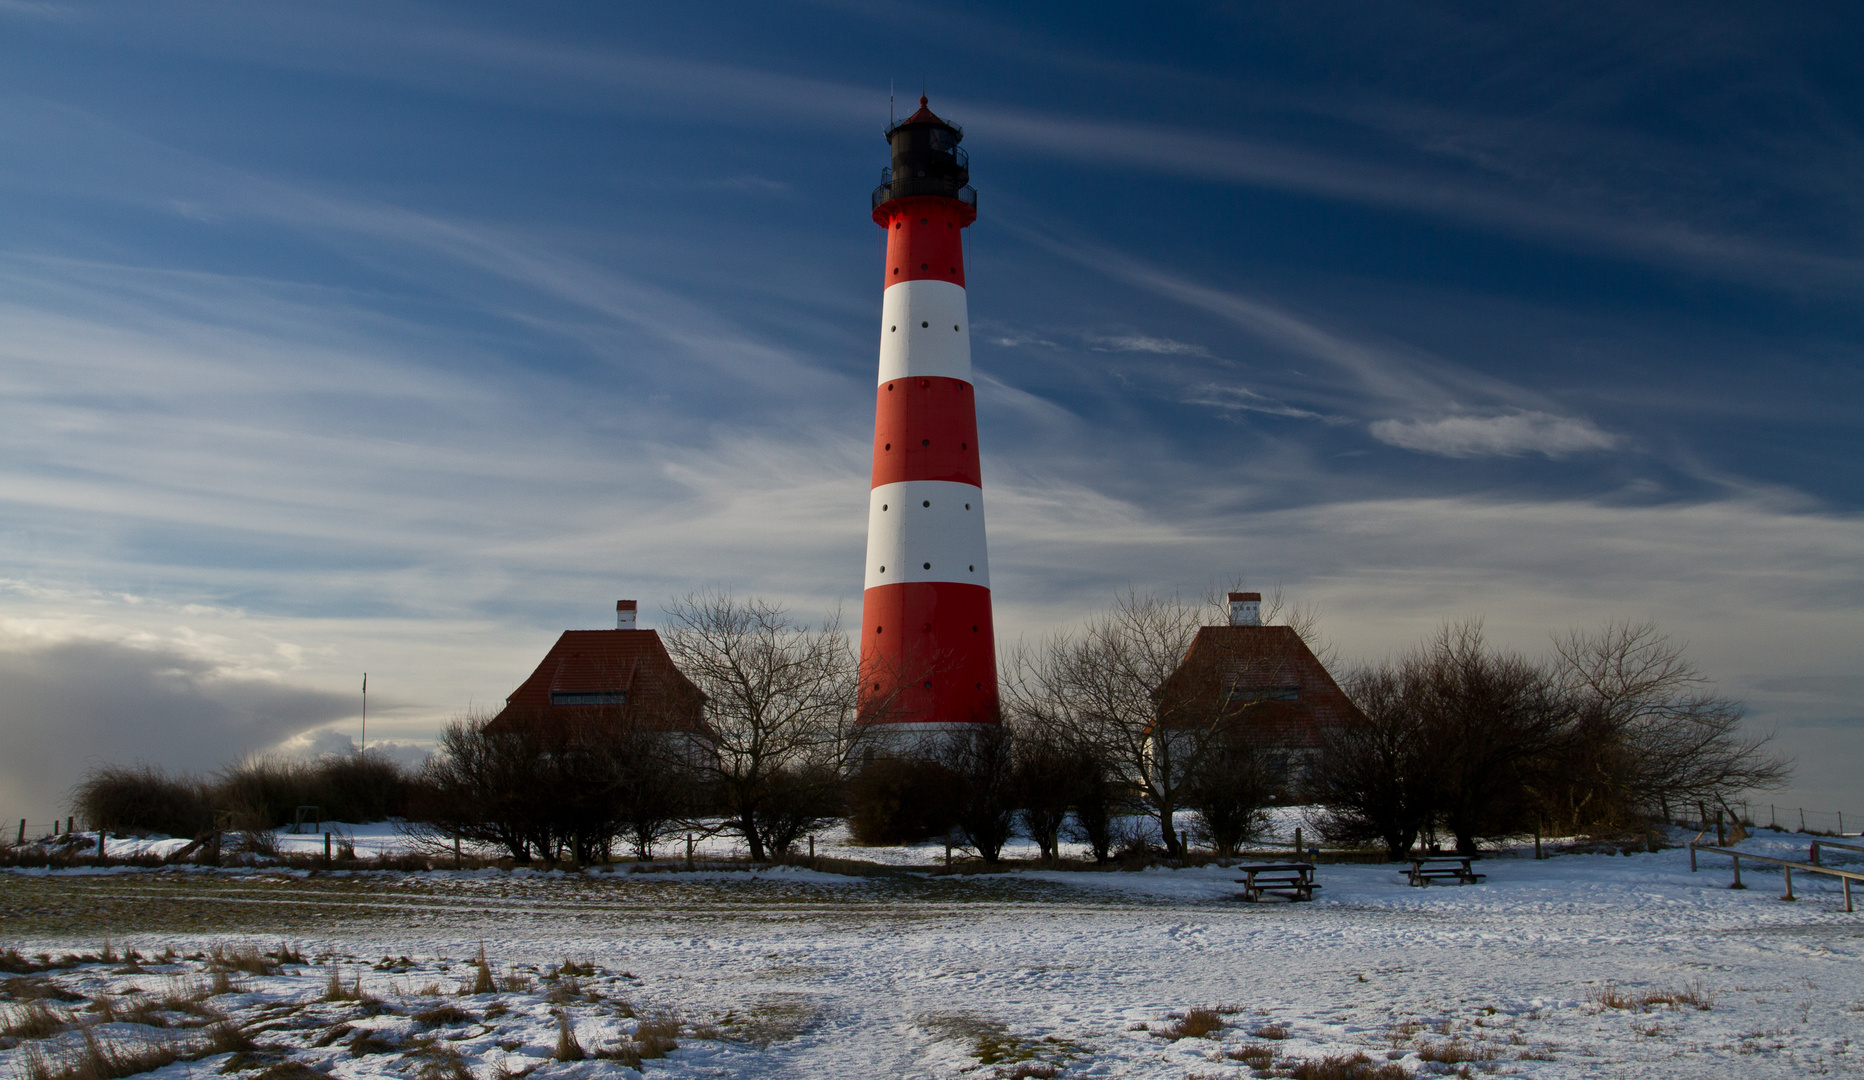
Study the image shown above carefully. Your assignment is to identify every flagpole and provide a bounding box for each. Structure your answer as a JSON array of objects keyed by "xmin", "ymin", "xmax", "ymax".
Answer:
[{"xmin": 361, "ymin": 673, "xmax": 367, "ymax": 758}]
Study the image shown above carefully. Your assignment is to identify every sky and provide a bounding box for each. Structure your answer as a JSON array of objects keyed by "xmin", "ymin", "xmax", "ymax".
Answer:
[{"xmin": 0, "ymin": 1, "xmax": 1859, "ymax": 825}]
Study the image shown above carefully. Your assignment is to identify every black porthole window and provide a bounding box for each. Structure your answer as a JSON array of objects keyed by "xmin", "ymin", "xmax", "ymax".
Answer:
[
  {"xmin": 890, "ymin": 326, "xmax": 897, "ymax": 332},
  {"xmin": 921, "ymin": 439, "xmax": 930, "ymax": 447},
  {"xmin": 879, "ymin": 566, "xmax": 886, "ymax": 573},
  {"xmin": 882, "ymin": 504, "xmax": 888, "ymax": 510},
  {"xmin": 875, "ymin": 627, "xmax": 883, "ymax": 634},
  {"xmin": 921, "ymin": 321, "xmax": 929, "ymax": 327},
  {"xmin": 969, "ymin": 565, "xmax": 975, "ymax": 571},
  {"xmin": 972, "ymin": 625, "xmax": 978, "ymax": 632},
  {"xmin": 922, "ymin": 500, "xmax": 930, "ymax": 507},
  {"xmin": 924, "ymin": 681, "xmax": 933, "ymax": 689},
  {"xmin": 921, "ymin": 263, "xmax": 928, "ymax": 270},
  {"xmin": 923, "ymin": 562, "xmax": 931, "ymax": 569},
  {"xmin": 953, "ymin": 324, "xmax": 959, "ymax": 331},
  {"xmin": 964, "ymin": 503, "xmax": 971, "ymax": 509}
]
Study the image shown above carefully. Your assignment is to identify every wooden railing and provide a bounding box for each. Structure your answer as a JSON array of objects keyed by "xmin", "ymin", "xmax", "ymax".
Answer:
[{"xmin": 1690, "ymin": 842, "xmax": 1862, "ymax": 912}]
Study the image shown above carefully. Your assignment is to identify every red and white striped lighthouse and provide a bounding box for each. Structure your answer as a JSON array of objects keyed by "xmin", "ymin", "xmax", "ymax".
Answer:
[{"xmin": 858, "ymin": 97, "xmax": 999, "ymax": 743}]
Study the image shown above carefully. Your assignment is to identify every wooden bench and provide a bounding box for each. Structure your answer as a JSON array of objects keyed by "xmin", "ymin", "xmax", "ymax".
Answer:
[
  {"xmin": 1234, "ymin": 862, "xmax": 1319, "ymax": 902},
  {"xmin": 1406, "ymin": 855, "xmax": 1486, "ymax": 886}
]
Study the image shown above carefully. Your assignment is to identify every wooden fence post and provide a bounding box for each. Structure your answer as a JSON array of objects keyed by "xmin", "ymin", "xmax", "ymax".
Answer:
[
  {"xmin": 685, "ymin": 834, "xmax": 694, "ymax": 867},
  {"xmin": 454, "ymin": 837, "xmax": 462, "ymax": 870},
  {"xmin": 1782, "ymin": 866, "xmax": 1795, "ymax": 902},
  {"xmin": 1689, "ymin": 843, "xmax": 1696, "ymax": 872},
  {"xmin": 1811, "ymin": 842, "xmax": 1821, "ymax": 866},
  {"xmin": 16, "ymin": 819, "xmax": 24, "ymax": 844},
  {"xmin": 1800, "ymin": 808, "xmax": 1806, "ymax": 832},
  {"xmin": 323, "ymin": 832, "xmax": 331, "ymax": 866},
  {"xmin": 1730, "ymin": 854, "xmax": 1743, "ymax": 889},
  {"xmin": 97, "ymin": 832, "xmax": 106, "ymax": 858},
  {"xmin": 1294, "ymin": 827, "xmax": 1303, "ymax": 860},
  {"xmin": 1846, "ymin": 877, "xmax": 1854, "ymax": 914}
]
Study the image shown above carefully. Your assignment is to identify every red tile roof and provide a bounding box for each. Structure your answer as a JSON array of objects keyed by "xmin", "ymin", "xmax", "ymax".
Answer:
[
  {"xmin": 488, "ymin": 629, "xmax": 707, "ymax": 737},
  {"xmin": 1159, "ymin": 625, "xmax": 1362, "ymax": 749}
]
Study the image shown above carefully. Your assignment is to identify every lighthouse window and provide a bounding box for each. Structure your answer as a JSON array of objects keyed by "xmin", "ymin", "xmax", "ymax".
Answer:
[
  {"xmin": 964, "ymin": 503, "xmax": 970, "ymax": 509},
  {"xmin": 879, "ymin": 565, "xmax": 886, "ymax": 573},
  {"xmin": 875, "ymin": 626, "xmax": 882, "ymax": 634},
  {"xmin": 954, "ymin": 325, "xmax": 960, "ymax": 331},
  {"xmin": 921, "ymin": 263, "xmax": 928, "ymax": 270},
  {"xmin": 890, "ymin": 326, "xmax": 896, "ymax": 332},
  {"xmin": 923, "ymin": 562, "xmax": 931, "ymax": 569},
  {"xmin": 885, "ymin": 443, "xmax": 891, "ymax": 450},
  {"xmin": 922, "ymin": 500, "xmax": 930, "ymax": 507},
  {"xmin": 969, "ymin": 565, "xmax": 975, "ymax": 571},
  {"xmin": 921, "ymin": 439, "xmax": 929, "ymax": 446},
  {"xmin": 922, "ymin": 321, "xmax": 929, "ymax": 327}
]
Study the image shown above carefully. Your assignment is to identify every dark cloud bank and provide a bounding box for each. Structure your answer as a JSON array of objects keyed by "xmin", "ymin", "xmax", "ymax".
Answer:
[{"xmin": 0, "ymin": 639, "xmax": 352, "ymax": 823}]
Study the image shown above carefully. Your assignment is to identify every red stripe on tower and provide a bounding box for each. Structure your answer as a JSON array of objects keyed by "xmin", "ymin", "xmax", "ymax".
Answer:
[{"xmin": 858, "ymin": 96, "xmax": 999, "ymax": 743}]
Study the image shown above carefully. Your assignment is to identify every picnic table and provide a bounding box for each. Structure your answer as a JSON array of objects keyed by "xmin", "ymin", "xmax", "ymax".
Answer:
[
  {"xmin": 1406, "ymin": 855, "xmax": 1486, "ymax": 886},
  {"xmin": 1234, "ymin": 862, "xmax": 1320, "ymax": 902}
]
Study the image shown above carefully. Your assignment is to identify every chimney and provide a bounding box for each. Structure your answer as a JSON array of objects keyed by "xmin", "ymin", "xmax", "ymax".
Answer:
[
  {"xmin": 616, "ymin": 600, "xmax": 637, "ymax": 630},
  {"xmin": 1228, "ymin": 592, "xmax": 1261, "ymax": 627}
]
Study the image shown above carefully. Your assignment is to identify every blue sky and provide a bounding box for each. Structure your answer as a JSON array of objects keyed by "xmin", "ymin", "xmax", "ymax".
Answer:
[{"xmin": 1, "ymin": 2, "xmax": 1859, "ymax": 821}]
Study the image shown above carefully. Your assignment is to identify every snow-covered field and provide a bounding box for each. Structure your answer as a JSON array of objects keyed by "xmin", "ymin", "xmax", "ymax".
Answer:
[{"xmin": 4, "ymin": 829, "xmax": 1861, "ymax": 1078}]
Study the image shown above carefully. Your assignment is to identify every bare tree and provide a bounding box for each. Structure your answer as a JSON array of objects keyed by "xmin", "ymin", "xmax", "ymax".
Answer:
[
  {"xmin": 1182, "ymin": 730, "xmax": 1276, "ymax": 857},
  {"xmin": 1013, "ymin": 590, "xmax": 1246, "ymax": 858},
  {"xmin": 1552, "ymin": 621, "xmax": 1790, "ymax": 828},
  {"xmin": 1309, "ymin": 663, "xmax": 1436, "ymax": 859},
  {"xmin": 936, "ymin": 725, "xmax": 1020, "ymax": 863},
  {"xmin": 661, "ymin": 590, "xmax": 859, "ymax": 862}
]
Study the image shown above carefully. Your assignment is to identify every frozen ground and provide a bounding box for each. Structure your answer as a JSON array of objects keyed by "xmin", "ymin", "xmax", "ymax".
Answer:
[{"xmin": 3, "ymin": 830, "xmax": 1861, "ymax": 1078}]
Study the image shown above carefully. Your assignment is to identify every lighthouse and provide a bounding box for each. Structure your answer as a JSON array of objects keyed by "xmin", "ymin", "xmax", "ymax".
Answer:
[{"xmin": 858, "ymin": 96, "xmax": 999, "ymax": 745}]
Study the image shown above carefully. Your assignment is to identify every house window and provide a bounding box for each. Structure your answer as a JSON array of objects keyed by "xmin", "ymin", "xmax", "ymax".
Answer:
[
  {"xmin": 1227, "ymin": 685, "xmax": 1299, "ymax": 703},
  {"xmin": 551, "ymin": 691, "xmax": 626, "ymax": 706}
]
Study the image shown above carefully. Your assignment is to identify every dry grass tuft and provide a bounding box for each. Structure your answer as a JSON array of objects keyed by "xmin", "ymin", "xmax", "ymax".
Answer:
[
  {"xmin": 1153, "ymin": 1007, "xmax": 1226, "ymax": 1041},
  {"xmin": 1589, "ymin": 980, "xmax": 1714, "ymax": 1012},
  {"xmin": 633, "ymin": 1012, "xmax": 680, "ymax": 1059},
  {"xmin": 207, "ymin": 946, "xmax": 278, "ymax": 978},
  {"xmin": 2, "ymin": 1002, "xmax": 70, "ymax": 1040},
  {"xmin": 542, "ymin": 976, "xmax": 582, "ymax": 1005},
  {"xmin": 1282, "ymin": 1053, "xmax": 1410, "ymax": 1079},
  {"xmin": 552, "ymin": 1013, "xmax": 584, "ymax": 1062},
  {"xmin": 591, "ymin": 1040, "xmax": 642, "ymax": 1070},
  {"xmin": 202, "ymin": 1022, "xmax": 256, "ymax": 1055},
  {"xmin": 4, "ymin": 978, "xmax": 86, "ymax": 1004},
  {"xmin": 1251, "ymin": 1022, "xmax": 1292, "ymax": 1040},
  {"xmin": 555, "ymin": 959, "xmax": 597, "ymax": 978},
  {"xmin": 348, "ymin": 1031, "xmax": 399, "ymax": 1057},
  {"xmin": 249, "ymin": 1065, "xmax": 327, "ymax": 1080},
  {"xmin": 1226, "ymin": 1044, "xmax": 1277, "ymax": 1068},
  {"xmin": 994, "ymin": 1065, "xmax": 1057, "ymax": 1079},
  {"xmin": 497, "ymin": 973, "xmax": 533, "ymax": 994},
  {"xmin": 310, "ymin": 1024, "xmax": 354, "ymax": 1048},
  {"xmin": 18, "ymin": 1028, "xmax": 187, "ymax": 1080},
  {"xmin": 412, "ymin": 1005, "xmax": 475, "ymax": 1029},
  {"xmin": 460, "ymin": 948, "xmax": 496, "ymax": 997},
  {"xmin": 1414, "ymin": 1040, "xmax": 1500, "ymax": 1065}
]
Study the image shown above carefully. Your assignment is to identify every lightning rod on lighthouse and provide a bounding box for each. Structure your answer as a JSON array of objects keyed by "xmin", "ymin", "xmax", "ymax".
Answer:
[{"xmin": 857, "ymin": 96, "xmax": 999, "ymax": 747}]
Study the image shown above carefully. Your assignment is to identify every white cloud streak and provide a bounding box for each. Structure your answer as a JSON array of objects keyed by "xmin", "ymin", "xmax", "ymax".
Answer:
[{"xmin": 1369, "ymin": 411, "xmax": 1623, "ymax": 458}]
